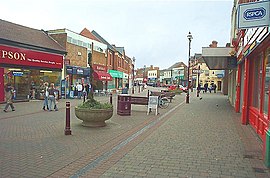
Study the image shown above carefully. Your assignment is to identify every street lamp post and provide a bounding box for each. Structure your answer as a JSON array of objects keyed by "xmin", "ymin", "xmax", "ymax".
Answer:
[
  {"xmin": 132, "ymin": 57, "xmax": 136, "ymax": 94},
  {"xmin": 186, "ymin": 31, "xmax": 193, "ymax": 104},
  {"xmin": 197, "ymin": 65, "xmax": 200, "ymax": 97}
]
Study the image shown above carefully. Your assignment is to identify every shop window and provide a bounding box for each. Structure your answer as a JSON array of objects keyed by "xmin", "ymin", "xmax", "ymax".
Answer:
[
  {"xmin": 252, "ymin": 54, "xmax": 263, "ymax": 108},
  {"xmin": 263, "ymin": 49, "xmax": 270, "ymax": 115}
]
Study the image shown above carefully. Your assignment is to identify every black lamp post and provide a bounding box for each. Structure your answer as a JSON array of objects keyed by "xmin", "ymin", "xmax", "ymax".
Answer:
[
  {"xmin": 186, "ymin": 31, "xmax": 193, "ymax": 104},
  {"xmin": 197, "ymin": 65, "xmax": 200, "ymax": 97},
  {"xmin": 132, "ymin": 57, "xmax": 135, "ymax": 94}
]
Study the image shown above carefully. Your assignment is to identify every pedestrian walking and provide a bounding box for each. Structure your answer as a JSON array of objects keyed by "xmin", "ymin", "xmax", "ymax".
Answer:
[
  {"xmin": 48, "ymin": 83, "xmax": 58, "ymax": 111},
  {"xmin": 77, "ymin": 83, "xmax": 83, "ymax": 99},
  {"xmin": 3, "ymin": 83, "xmax": 15, "ymax": 112},
  {"xmin": 85, "ymin": 83, "xmax": 90, "ymax": 98},
  {"xmin": 41, "ymin": 82, "xmax": 49, "ymax": 111},
  {"xmin": 204, "ymin": 83, "xmax": 208, "ymax": 93},
  {"xmin": 213, "ymin": 83, "xmax": 217, "ymax": 93}
]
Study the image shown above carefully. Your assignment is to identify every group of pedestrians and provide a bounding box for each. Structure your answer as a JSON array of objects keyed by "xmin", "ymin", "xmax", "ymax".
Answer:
[
  {"xmin": 3, "ymin": 81, "xmax": 90, "ymax": 113},
  {"xmin": 70, "ymin": 83, "xmax": 90, "ymax": 99},
  {"xmin": 203, "ymin": 83, "xmax": 217, "ymax": 93},
  {"xmin": 41, "ymin": 82, "xmax": 58, "ymax": 111}
]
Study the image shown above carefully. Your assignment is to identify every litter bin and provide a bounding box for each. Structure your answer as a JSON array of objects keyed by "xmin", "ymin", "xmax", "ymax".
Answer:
[
  {"xmin": 117, "ymin": 94, "xmax": 131, "ymax": 116},
  {"xmin": 122, "ymin": 87, "xmax": 128, "ymax": 94}
]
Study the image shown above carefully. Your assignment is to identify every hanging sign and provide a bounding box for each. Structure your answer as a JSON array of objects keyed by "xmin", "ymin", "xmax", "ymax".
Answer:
[{"xmin": 237, "ymin": 1, "xmax": 270, "ymax": 29}]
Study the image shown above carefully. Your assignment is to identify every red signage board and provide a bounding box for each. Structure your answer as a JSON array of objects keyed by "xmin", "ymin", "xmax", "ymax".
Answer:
[
  {"xmin": 0, "ymin": 45, "xmax": 63, "ymax": 69},
  {"xmin": 93, "ymin": 64, "xmax": 107, "ymax": 72}
]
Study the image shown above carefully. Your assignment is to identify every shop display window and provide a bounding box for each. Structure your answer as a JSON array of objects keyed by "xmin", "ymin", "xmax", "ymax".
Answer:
[
  {"xmin": 3, "ymin": 68, "xmax": 61, "ymax": 100},
  {"xmin": 263, "ymin": 48, "xmax": 270, "ymax": 115},
  {"xmin": 251, "ymin": 54, "xmax": 263, "ymax": 108}
]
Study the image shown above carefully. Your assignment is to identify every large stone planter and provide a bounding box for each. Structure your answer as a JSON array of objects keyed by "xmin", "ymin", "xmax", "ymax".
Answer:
[{"xmin": 75, "ymin": 107, "xmax": 113, "ymax": 127}]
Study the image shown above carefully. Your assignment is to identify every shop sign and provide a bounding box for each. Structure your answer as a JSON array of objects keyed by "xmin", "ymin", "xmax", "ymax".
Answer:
[
  {"xmin": 108, "ymin": 70, "xmax": 123, "ymax": 78},
  {"xmin": 67, "ymin": 66, "xmax": 90, "ymax": 76},
  {"xmin": 237, "ymin": 1, "xmax": 270, "ymax": 29},
  {"xmin": 77, "ymin": 68, "xmax": 84, "ymax": 75},
  {"xmin": 0, "ymin": 45, "xmax": 63, "ymax": 69},
  {"xmin": 217, "ymin": 74, "xmax": 224, "ymax": 78},
  {"xmin": 64, "ymin": 59, "xmax": 70, "ymax": 65},
  {"xmin": 93, "ymin": 64, "xmax": 106, "ymax": 71},
  {"xmin": 12, "ymin": 71, "xmax": 23, "ymax": 76}
]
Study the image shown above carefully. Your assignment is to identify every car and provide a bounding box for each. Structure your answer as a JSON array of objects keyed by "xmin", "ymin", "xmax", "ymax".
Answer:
[
  {"xmin": 168, "ymin": 84, "xmax": 177, "ymax": 90},
  {"xmin": 178, "ymin": 85, "xmax": 188, "ymax": 93}
]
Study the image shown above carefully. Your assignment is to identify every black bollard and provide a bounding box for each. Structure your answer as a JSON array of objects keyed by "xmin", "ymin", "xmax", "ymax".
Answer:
[
  {"xmin": 65, "ymin": 102, "xmax": 72, "ymax": 135},
  {"xmin": 110, "ymin": 93, "xmax": 112, "ymax": 104}
]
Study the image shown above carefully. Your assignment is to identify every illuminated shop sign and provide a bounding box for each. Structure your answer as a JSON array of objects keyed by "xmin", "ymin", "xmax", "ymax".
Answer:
[
  {"xmin": 0, "ymin": 45, "xmax": 63, "ymax": 69},
  {"xmin": 12, "ymin": 71, "xmax": 23, "ymax": 76},
  {"xmin": 237, "ymin": 1, "xmax": 270, "ymax": 29}
]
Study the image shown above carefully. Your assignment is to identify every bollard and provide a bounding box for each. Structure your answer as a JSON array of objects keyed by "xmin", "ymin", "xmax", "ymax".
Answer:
[
  {"xmin": 83, "ymin": 92, "xmax": 86, "ymax": 103},
  {"xmin": 138, "ymin": 86, "xmax": 140, "ymax": 93},
  {"xmin": 65, "ymin": 102, "xmax": 72, "ymax": 135},
  {"xmin": 110, "ymin": 93, "xmax": 112, "ymax": 104}
]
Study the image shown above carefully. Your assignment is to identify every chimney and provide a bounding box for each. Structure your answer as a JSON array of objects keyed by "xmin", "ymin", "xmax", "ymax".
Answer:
[{"xmin": 212, "ymin": 41, "xmax": 218, "ymax": 47}]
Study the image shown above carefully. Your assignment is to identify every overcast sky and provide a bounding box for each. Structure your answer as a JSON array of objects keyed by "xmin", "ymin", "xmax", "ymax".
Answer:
[{"xmin": 1, "ymin": 0, "xmax": 233, "ymax": 69}]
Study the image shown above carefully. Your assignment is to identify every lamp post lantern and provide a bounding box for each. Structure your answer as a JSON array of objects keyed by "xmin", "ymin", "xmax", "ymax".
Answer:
[
  {"xmin": 132, "ymin": 57, "xmax": 136, "ymax": 94},
  {"xmin": 186, "ymin": 31, "xmax": 193, "ymax": 104}
]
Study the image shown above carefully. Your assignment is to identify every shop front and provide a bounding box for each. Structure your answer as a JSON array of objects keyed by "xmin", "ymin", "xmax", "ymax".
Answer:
[
  {"xmin": 66, "ymin": 66, "xmax": 90, "ymax": 98},
  {"xmin": 108, "ymin": 69, "xmax": 123, "ymax": 90},
  {"xmin": 123, "ymin": 73, "xmax": 129, "ymax": 88},
  {"xmin": 0, "ymin": 44, "xmax": 64, "ymax": 102},
  {"xmin": 92, "ymin": 64, "xmax": 112, "ymax": 91},
  {"xmin": 238, "ymin": 33, "xmax": 270, "ymax": 140}
]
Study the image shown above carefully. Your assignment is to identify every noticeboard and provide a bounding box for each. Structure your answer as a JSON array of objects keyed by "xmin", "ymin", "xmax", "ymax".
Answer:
[{"xmin": 147, "ymin": 96, "xmax": 159, "ymax": 115}]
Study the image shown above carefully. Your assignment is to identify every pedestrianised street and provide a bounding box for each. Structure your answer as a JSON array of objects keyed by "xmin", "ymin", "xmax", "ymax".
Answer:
[{"xmin": 0, "ymin": 87, "xmax": 270, "ymax": 178}]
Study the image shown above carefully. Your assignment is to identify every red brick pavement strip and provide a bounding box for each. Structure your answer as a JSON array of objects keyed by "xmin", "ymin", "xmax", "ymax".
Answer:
[{"xmin": 48, "ymin": 102, "xmax": 176, "ymax": 177}]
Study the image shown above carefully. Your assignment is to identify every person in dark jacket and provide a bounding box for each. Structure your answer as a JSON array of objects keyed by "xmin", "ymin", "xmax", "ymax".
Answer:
[{"xmin": 3, "ymin": 83, "xmax": 15, "ymax": 112}]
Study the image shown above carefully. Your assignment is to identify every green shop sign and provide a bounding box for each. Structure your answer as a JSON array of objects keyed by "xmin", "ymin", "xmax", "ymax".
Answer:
[{"xmin": 108, "ymin": 70, "xmax": 123, "ymax": 78}]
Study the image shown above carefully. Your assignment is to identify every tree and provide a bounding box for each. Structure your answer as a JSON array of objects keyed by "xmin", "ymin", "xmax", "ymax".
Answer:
[{"xmin": 88, "ymin": 52, "xmax": 94, "ymax": 99}]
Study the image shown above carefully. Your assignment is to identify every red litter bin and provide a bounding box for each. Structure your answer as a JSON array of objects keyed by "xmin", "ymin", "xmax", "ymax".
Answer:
[{"xmin": 117, "ymin": 94, "xmax": 131, "ymax": 116}]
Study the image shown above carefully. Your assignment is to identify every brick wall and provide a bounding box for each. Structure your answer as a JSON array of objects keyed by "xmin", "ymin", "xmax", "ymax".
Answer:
[
  {"xmin": 66, "ymin": 43, "xmax": 88, "ymax": 67},
  {"xmin": 92, "ymin": 50, "xmax": 106, "ymax": 66},
  {"xmin": 49, "ymin": 33, "xmax": 67, "ymax": 49}
]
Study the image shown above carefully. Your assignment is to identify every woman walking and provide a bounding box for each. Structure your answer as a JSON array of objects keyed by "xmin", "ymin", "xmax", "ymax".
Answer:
[
  {"xmin": 48, "ymin": 83, "xmax": 58, "ymax": 111},
  {"xmin": 42, "ymin": 82, "xmax": 49, "ymax": 111},
  {"xmin": 3, "ymin": 83, "xmax": 15, "ymax": 112}
]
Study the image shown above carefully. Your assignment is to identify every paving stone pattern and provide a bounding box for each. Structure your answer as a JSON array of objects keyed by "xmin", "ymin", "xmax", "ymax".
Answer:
[{"xmin": 0, "ymin": 88, "xmax": 270, "ymax": 178}]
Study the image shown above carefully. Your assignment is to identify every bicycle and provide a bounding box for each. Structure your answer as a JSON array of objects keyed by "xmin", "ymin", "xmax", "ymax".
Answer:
[
  {"xmin": 158, "ymin": 95, "xmax": 170, "ymax": 109},
  {"xmin": 150, "ymin": 91, "xmax": 170, "ymax": 109}
]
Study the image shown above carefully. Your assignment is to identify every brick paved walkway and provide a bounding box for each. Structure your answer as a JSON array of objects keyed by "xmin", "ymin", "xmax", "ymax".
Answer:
[{"xmin": 0, "ymin": 88, "xmax": 269, "ymax": 178}]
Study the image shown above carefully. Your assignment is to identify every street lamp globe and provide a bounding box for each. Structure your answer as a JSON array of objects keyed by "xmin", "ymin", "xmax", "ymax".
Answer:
[{"xmin": 187, "ymin": 31, "xmax": 193, "ymax": 41}]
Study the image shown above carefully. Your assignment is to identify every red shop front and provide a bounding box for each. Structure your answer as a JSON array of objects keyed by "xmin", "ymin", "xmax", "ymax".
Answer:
[
  {"xmin": 92, "ymin": 64, "xmax": 112, "ymax": 91},
  {"xmin": 0, "ymin": 44, "xmax": 64, "ymax": 102},
  {"xmin": 236, "ymin": 31, "xmax": 270, "ymax": 141}
]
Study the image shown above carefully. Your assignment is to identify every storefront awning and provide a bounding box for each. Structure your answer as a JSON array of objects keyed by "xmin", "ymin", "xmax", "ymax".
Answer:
[
  {"xmin": 93, "ymin": 71, "xmax": 112, "ymax": 81},
  {"xmin": 202, "ymin": 47, "xmax": 237, "ymax": 70}
]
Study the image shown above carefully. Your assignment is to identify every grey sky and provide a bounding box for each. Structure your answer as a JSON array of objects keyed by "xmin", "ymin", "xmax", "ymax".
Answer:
[{"xmin": 1, "ymin": 0, "xmax": 233, "ymax": 69}]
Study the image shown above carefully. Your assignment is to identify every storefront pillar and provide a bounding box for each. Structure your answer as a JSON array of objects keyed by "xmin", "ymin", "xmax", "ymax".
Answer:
[
  {"xmin": 235, "ymin": 65, "xmax": 242, "ymax": 113},
  {"xmin": 241, "ymin": 58, "xmax": 250, "ymax": 125},
  {"xmin": 0, "ymin": 68, "xmax": 4, "ymax": 102}
]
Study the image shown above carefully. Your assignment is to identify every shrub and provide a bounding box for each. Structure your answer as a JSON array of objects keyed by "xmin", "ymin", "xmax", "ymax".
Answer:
[{"xmin": 78, "ymin": 98, "xmax": 113, "ymax": 109}]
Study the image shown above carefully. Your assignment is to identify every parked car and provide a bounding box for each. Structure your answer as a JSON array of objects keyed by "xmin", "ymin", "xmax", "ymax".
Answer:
[
  {"xmin": 168, "ymin": 84, "xmax": 177, "ymax": 90},
  {"xmin": 178, "ymin": 85, "xmax": 188, "ymax": 93}
]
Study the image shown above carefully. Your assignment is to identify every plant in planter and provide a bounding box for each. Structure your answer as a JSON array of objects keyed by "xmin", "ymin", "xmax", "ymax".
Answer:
[{"xmin": 75, "ymin": 97, "xmax": 113, "ymax": 127}]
